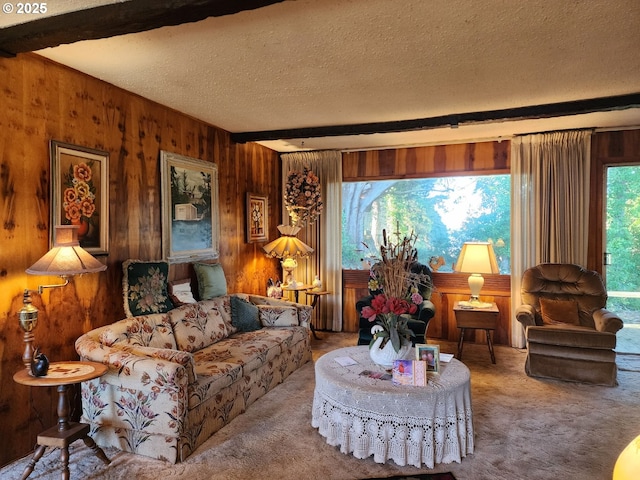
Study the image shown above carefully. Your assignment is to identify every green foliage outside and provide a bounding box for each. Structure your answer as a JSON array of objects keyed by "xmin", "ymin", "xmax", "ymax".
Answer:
[
  {"xmin": 342, "ymin": 175, "xmax": 511, "ymax": 273},
  {"xmin": 606, "ymin": 165, "xmax": 640, "ymax": 312}
]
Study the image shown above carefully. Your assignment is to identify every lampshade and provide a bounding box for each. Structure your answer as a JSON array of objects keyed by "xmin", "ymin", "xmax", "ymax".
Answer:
[
  {"xmin": 19, "ymin": 225, "xmax": 107, "ymax": 373},
  {"xmin": 614, "ymin": 434, "xmax": 640, "ymax": 479},
  {"xmin": 26, "ymin": 225, "xmax": 106, "ymax": 276},
  {"xmin": 454, "ymin": 241, "xmax": 499, "ymax": 307},
  {"xmin": 454, "ymin": 242, "xmax": 500, "ymax": 275},
  {"xmin": 263, "ymin": 224, "xmax": 314, "ymax": 259}
]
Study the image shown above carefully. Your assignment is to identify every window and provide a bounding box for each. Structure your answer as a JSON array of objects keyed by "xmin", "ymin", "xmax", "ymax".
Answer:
[{"xmin": 342, "ymin": 175, "xmax": 511, "ymax": 273}]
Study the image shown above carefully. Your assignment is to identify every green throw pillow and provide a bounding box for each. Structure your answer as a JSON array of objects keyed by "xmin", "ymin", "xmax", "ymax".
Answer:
[
  {"xmin": 230, "ymin": 296, "xmax": 261, "ymax": 332},
  {"xmin": 193, "ymin": 262, "xmax": 227, "ymax": 300},
  {"xmin": 123, "ymin": 259, "xmax": 174, "ymax": 317}
]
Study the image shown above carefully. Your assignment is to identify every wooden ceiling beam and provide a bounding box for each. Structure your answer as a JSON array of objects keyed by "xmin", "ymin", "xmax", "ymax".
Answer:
[
  {"xmin": 230, "ymin": 93, "xmax": 640, "ymax": 143},
  {"xmin": 0, "ymin": 0, "xmax": 284, "ymax": 57}
]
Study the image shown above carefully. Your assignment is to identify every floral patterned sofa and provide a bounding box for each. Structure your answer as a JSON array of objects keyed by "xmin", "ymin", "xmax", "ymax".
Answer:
[{"xmin": 75, "ymin": 293, "xmax": 312, "ymax": 463}]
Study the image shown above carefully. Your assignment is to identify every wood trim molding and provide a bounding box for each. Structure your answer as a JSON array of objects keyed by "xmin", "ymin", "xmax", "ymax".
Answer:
[
  {"xmin": 0, "ymin": 0, "xmax": 284, "ymax": 57},
  {"xmin": 232, "ymin": 94, "xmax": 640, "ymax": 143}
]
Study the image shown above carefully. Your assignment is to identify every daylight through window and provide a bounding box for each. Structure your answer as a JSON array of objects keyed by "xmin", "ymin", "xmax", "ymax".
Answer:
[{"xmin": 342, "ymin": 175, "xmax": 511, "ymax": 273}]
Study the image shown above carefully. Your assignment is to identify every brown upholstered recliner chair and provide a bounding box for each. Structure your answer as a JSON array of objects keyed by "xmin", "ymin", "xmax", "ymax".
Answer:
[{"xmin": 515, "ymin": 263, "xmax": 623, "ymax": 386}]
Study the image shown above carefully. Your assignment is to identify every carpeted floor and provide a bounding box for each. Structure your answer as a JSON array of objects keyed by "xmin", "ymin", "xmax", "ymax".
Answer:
[
  {"xmin": 2, "ymin": 333, "xmax": 640, "ymax": 480},
  {"xmin": 361, "ymin": 474, "xmax": 456, "ymax": 480}
]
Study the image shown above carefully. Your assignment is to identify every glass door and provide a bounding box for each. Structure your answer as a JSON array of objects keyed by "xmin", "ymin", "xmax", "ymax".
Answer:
[{"xmin": 605, "ymin": 165, "xmax": 640, "ymax": 353}]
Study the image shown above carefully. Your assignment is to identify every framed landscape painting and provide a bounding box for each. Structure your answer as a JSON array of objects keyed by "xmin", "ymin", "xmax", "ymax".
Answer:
[
  {"xmin": 160, "ymin": 151, "xmax": 219, "ymax": 263},
  {"xmin": 50, "ymin": 140, "xmax": 109, "ymax": 255},
  {"xmin": 246, "ymin": 193, "xmax": 268, "ymax": 243}
]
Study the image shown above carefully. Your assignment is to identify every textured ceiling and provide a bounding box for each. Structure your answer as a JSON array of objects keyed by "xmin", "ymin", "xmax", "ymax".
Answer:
[{"xmin": 34, "ymin": 0, "xmax": 640, "ymax": 152}]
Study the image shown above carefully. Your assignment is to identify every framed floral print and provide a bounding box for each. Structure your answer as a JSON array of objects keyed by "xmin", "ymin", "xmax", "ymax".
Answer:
[
  {"xmin": 50, "ymin": 140, "xmax": 109, "ymax": 255},
  {"xmin": 246, "ymin": 193, "xmax": 268, "ymax": 243},
  {"xmin": 160, "ymin": 151, "xmax": 220, "ymax": 264}
]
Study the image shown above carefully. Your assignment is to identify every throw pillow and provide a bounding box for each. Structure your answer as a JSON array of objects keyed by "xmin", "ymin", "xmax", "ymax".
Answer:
[
  {"xmin": 193, "ymin": 262, "xmax": 227, "ymax": 300},
  {"xmin": 230, "ymin": 296, "xmax": 262, "ymax": 332},
  {"xmin": 258, "ymin": 305, "xmax": 299, "ymax": 327},
  {"xmin": 169, "ymin": 301, "xmax": 228, "ymax": 352},
  {"xmin": 168, "ymin": 278, "xmax": 197, "ymax": 306},
  {"xmin": 539, "ymin": 297, "xmax": 581, "ymax": 326},
  {"xmin": 123, "ymin": 259, "xmax": 174, "ymax": 317}
]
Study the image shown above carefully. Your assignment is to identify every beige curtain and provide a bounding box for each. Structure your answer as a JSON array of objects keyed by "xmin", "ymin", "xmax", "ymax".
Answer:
[
  {"xmin": 281, "ymin": 151, "xmax": 343, "ymax": 331},
  {"xmin": 510, "ymin": 130, "xmax": 592, "ymax": 347}
]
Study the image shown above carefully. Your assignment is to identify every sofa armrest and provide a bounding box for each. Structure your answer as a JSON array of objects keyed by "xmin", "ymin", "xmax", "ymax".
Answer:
[
  {"xmin": 75, "ymin": 334, "xmax": 192, "ymax": 392},
  {"xmin": 515, "ymin": 304, "xmax": 538, "ymax": 328},
  {"xmin": 593, "ymin": 308, "xmax": 624, "ymax": 334},
  {"xmin": 248, "ymin": 294, "xmax": 312, "ymax": 329}
]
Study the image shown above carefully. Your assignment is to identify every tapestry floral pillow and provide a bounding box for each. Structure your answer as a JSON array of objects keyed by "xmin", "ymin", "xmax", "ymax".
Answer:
[{"xmin": 123, "ymin": 259, "xmax": 174, "ymax": 317}]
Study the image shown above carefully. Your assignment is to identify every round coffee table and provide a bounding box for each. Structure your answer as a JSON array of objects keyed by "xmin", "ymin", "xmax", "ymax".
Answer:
[{"xmin": 311, "ymin": 345, "xmax": 474, "ymax": 468}]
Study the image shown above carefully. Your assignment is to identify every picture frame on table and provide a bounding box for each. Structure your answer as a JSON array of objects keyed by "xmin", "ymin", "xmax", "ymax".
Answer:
[
  {"xmin": 50, "ymin": 140, "xmax": 109, "ymax": 255},
  {"xmin": 246, "ymin": 193, "xmax": 268, "ymax": 243},
  {"xmin": 160, "ymin": 151, "xmax": 219, "ymax": 264},
  {"xmin": 416, "ymin": 344, "xmax": 440, "ymax": 373}
]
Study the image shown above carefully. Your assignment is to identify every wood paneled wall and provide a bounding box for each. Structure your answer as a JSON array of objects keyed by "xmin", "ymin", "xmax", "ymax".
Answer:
[
  {"xmin": 0, "ymin": 53, "xmax": 282, "ymax": 466},
  {"xmin": 342, "ymin": 140, "xmax": 510, "ymax": 180}
]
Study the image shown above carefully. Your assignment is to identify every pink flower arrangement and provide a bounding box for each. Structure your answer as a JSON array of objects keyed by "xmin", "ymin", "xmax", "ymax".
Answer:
[{"xmin": 361, "ymin": 293, "xmax": 419, "ymax": 321}]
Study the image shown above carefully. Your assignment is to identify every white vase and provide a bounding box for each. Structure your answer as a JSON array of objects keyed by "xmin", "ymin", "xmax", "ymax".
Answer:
[{"xmin": 369, "ymin": 325, "xmax": 413, "ymax": 368}]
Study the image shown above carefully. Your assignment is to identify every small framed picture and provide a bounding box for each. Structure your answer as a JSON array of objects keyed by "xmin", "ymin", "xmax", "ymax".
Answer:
[
  {"xmin": 246, "ymin": 193, "xmax": 268, "ymax": 243},
  {"xmin": 416, "ymin": 344, "xmax": 440, "ymax": 374}
]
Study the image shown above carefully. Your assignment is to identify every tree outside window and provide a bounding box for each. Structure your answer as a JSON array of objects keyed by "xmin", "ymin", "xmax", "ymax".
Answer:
[{"xmin": 342, "ymin": 175, "xmax": 511, "ymax": 273}]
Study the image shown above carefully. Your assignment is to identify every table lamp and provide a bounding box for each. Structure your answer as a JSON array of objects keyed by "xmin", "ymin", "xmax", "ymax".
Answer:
[
  {"xmin": 454, "ymin": 241, "xmax": 499, "ymax": 308},
  {"xmin": 263, "ymin": 224, "xmax": 314, "ymax": 286},
  {"xmin": 614, "ymin": 434, "xmax": 640, "ymax": 479},
  {"xmin": 18, "ymin": 225, "xmax": 107, "ymax": 372}
]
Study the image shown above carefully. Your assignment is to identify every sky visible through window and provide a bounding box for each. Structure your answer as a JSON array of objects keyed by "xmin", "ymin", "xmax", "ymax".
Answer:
[{"xmin": 342, "ymin": 175, "xmax": 511, "ymax": 273}]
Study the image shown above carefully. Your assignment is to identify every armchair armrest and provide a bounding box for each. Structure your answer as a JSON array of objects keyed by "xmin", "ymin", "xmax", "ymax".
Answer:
[
  {"xmin": 515, "ymin": 304, "xmax": 538, "ymax": 328},
  {"xmin": 417, "ymin": 299, "xmax": 435, "ymax": 322},
  {"xmin": 356, "ymin": 295, "xmax": 374, "ymax": 315},
  {"xmin": 593, "ymin": 308, "xmax": 624, "ymax": 334}
]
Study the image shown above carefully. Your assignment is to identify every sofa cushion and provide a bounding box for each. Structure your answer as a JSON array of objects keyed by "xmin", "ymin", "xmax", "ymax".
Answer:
[
  {"xmin": 539, "ymin": 297, "xmax": 580, "ymax": 325},
  {"xmin": 527, "ymin": 324, "xmax": 617, "ymax": 349},
  {"xmin": 193, "ymin": 262, "xmax": 227, "ymax": 300},
  {"xmin": 258, "ymin": 305, "xmax": 299, "ymax": 327},
  {"xmin": 122, "ymin": 259, "xmax": 174, "ymax": 317},
  {"xmin": 189, "ymin": 327, "xmax": 306, "ymax": 409},
  {"xmin": 169, "ymin": 302, "xmax": 228, "ymax": 352},
  {"xmin": 97, "ymin": 313, "xmax": 177, "ymax": 350},
  {"xmin": 230, "ymin": 296, "xmax": 261, "ymax": 332}
]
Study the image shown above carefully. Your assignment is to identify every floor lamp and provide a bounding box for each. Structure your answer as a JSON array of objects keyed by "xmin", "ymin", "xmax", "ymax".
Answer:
[{"xmin": 263, "ymin": 224, "xmax": 314, "ymax": 286}]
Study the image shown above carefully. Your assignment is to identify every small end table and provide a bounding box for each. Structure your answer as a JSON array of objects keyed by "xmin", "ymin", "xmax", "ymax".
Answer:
[
  {"xmin": 14, "ymin": 361, "xmax": 111, "ymax": 480},
  {"xmin": 282, "ymin": 284, "xmax": 313, "ymax": 303},
  {"xmin": 453, "ymin": 301, "xmax": 499, "ymax": 364},
  {"xmin": 304, "ymin": 290, "xmax": 331, "ymax": 339}
]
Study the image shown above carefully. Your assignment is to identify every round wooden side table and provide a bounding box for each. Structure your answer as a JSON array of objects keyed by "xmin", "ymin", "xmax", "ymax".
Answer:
[{"xmin": 13, "ymin": 361, "xmax": 111, "ymax": 480}]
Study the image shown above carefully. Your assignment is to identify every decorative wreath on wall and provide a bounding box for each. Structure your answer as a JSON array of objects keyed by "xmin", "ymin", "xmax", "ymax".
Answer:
[{"xmin": 284, "ymin": 167, "xmax": 323, "ymax": 226}]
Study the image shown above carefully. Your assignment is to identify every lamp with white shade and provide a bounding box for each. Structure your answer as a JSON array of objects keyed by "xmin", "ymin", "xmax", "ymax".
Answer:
[
  {"xmin": 454, "ymin": 241, "xmax": 499, "ymax": 308},
  {"xmin": 263, "ymin": 224, "xmax": 314, "ymax": 286},
  {"xmin": 17, "ymin": 225, "xmax": 107, "ymax": 373}
]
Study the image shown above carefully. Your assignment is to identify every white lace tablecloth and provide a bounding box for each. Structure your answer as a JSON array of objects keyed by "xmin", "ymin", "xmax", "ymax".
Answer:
[{"xmin": 311, "ymin": 346, "xmax": 474, "ymax": 468}]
